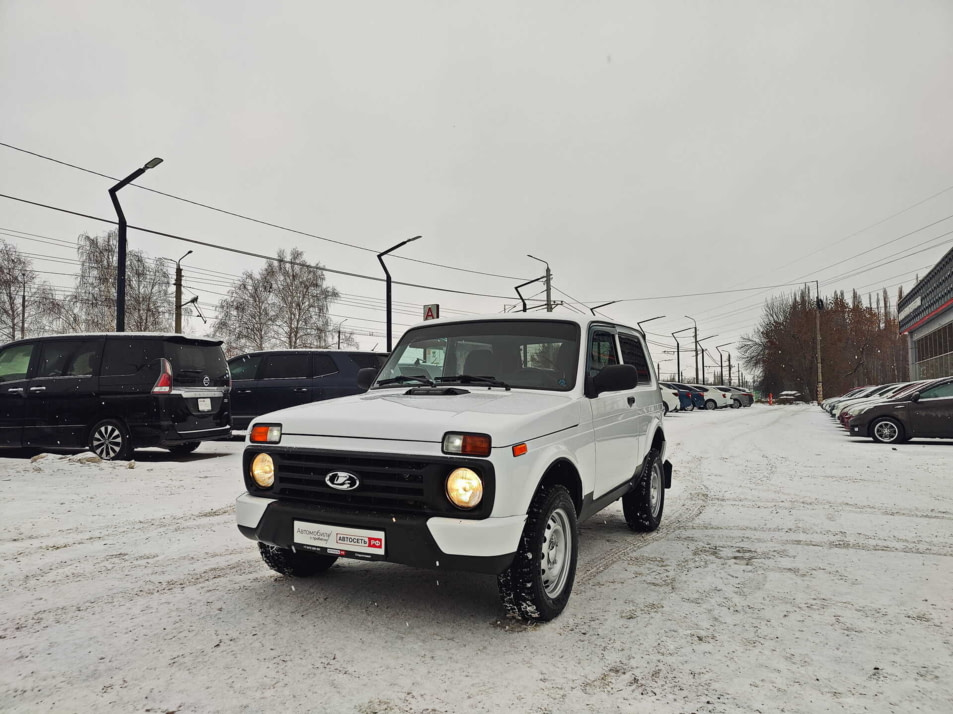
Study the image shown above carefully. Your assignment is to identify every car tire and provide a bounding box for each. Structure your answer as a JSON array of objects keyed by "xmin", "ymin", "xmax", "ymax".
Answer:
[
  {"xmin": 684, "ymin": 402, "xmax": 694, "ymax": 412},
  {"xmin": 497, "ymin": 484, "xmax": 578, "ymax": 622},
  {"xmin": 705, "ymin": 399, "xmax": 717, "ymax": 410},
  {"xmin": 167, "ymin": 441, "xmax": 200, "ymax": 456},
  {"xmin": 871, "ymin": 417, "xmax": 905, "ymax": 444},
  {"xmin": 731, "ymin": 398, "xmax": 742, "ymax": 409},
  {"xmin": 88, "ymin": 419, "xmax": 133, "ymax": 460},
  {"xmin": 258, "ymin": 543, "xmax": 338, "ymax": 577},
  {"xmin": 622, "ymin": 449, "xmax": 665, "ymax": 532},
  {"xmin": 663, "ymin": 402, "xmax": 669, "ymax": 415}
]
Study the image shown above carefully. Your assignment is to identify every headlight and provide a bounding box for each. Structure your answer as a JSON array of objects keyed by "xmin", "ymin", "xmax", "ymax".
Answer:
[
  {"xmin": 442, "ymin": 432, "xmax": 491, "ymax": 457},
  {"xmin": 250, "ymin": 424, "xmax": 282, "ymax": 444},
  {"xmin": 446, "ymin": 467, "xmax": 483, "ymax": 509},
  {"xmin": 250, "ymin": 453, "xmax": 275, "ymax": 488}
]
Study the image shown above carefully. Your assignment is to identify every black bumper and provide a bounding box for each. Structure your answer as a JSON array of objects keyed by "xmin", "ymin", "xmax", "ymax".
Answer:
[{"xmin": 239, "ymin": 499, "xmax": 515, "ymax": 575}]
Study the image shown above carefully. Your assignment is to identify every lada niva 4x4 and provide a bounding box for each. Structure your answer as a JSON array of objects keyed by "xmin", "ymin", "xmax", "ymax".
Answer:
[{"xmin": 236, "ymin": 314, "xmax": 672, "ymax": 621}]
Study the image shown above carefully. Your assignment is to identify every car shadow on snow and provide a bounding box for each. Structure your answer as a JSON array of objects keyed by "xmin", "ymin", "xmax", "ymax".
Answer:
[{"xmin": 0, "ymin": 447, "xmax": 231, "ymax": 462}]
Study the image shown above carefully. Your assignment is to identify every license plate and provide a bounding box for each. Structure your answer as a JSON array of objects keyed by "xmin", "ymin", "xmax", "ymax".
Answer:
[
  {"xmin": 293, "ymin": 520, "xmax": 385, "ymax": 559},
  {"xmin": 197, "ymin": 397, "xmax": 211, "ymax": 412}
]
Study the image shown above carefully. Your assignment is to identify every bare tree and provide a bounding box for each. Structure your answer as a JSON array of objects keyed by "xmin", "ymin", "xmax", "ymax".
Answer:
[
  {"xmin": 0, "ymin": 240, "xmax": 58, "ymax": 339},
  {"xmin": 213, "ymin": 248, "xmax": 340, "ymax": 354}
]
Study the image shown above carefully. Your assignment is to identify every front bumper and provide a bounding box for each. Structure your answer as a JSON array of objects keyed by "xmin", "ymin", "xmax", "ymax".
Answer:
[{"xmin": 236, "ymin": 493, "xmax": 523, "ymax": 574}]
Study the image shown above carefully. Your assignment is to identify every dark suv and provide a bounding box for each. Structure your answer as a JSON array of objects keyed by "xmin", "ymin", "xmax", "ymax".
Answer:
[
  {"xmin": 227, "ymin": 350, "xmax": 388, "ymax": 430},
  {"xmin": 0, "ymin": 333, "xmax": 230, "ymax": 459}
]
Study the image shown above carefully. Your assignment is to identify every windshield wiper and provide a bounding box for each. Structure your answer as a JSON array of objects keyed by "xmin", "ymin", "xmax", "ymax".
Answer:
[
  {"xmin": 375, "ymin": 375, "xmax": 436, "ymax": 388},
  {"xmin": 435, "ymin": 375, "xmax": 511, "ymax": 390}
]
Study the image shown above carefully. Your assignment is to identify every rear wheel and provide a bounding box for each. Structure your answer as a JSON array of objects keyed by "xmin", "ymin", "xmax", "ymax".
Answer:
[
  {"xmin": 498, "ymin": 484, "xmax": 578, "ymax": 622},
  {"xmin": 258, "ymin": 543, "xmax": 338, "ymax": 577},
  {"xmin": 684, "ymin": 402, "xmax": 694, "ymax": 412},
  {"xmin": 622, "ymin": 449, "xmax": 665, "ymax": 532},
  {"xmin": 663, "ymin": 402, "xmax": 669, "ymax": 415},
  {"xmin": 731, "ymin": 398, "xmax": 742, "ymax": 409},
  {"xmin": 871, "ymin": 418, "xmax": 904, "ymax": 444},
  {"xmin": 705, "ymin": 399, "xmax": 717, "ymax": 410},
  {"xmin": 88, "ymin": 419, "xmax": 133, "ymax": 460}
]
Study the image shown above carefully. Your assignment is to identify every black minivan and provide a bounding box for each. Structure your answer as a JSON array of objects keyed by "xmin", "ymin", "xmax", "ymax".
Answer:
[
  {"xmin": 0, "ymin": 333, "xmax": 231, "ymax": 459},
  {"xmin": 227, "ymin": 350, "xmax": 387, "ymax": 430}
]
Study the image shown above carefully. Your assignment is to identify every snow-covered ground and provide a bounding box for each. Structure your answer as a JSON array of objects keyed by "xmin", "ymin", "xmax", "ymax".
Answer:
[{"xmin": 1, "ymin": 405, "xmax": 951, "ymax": 713}]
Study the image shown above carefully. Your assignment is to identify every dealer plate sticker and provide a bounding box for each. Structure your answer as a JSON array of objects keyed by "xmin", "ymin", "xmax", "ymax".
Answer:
[
  {"xmin": 293, "ymin": 520, "xmax": 385, "ymax": 559},
  {"xmin": 197, "ymin": 397, "xmax": 212, "ymax": 412}
]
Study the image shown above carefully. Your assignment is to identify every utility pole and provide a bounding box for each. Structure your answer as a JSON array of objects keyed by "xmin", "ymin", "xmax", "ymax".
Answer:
[
  {"xmin": 20, "ymin": 272, "xmax": 26, "ymax": 339},
  {"xmin": 685, "ymin": 315, "xmax": 698, "ymax": 382},
  {"xmin": 378, "ymin": 236, "xmax": 421, "ymax": 352},
  {"xmin": 814, "ymin": 280, "xmax": 824, "ymax": 403},
  {"xmin": 672, "ymin": 327, "xmax": 692, "ymax": 383},
  {"xmin": 337, "ymin": 319, "xmax": 347, "ymax": 349},
  {"xmin": 174, "ymin": 250, "xmax": 192, "ymax": 333},
  {"xmin": 527, "ymin": 255, "xmax": 552, "ymax": 311},
  {"xmin": 728, "ymin": 352, "xmax": 732, "ymax": 384}
]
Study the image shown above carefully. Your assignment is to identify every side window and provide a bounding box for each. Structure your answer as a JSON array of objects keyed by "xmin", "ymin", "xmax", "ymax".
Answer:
[
  {"xmin": 261, "ymin": 354, "xmax": 311, "ymax": 379},
  {"xmin": 36, "ymin": 340, "xmax": 102, "ymax": 377},
  {"xmin": 347, "ymin": 353, "xmax": 386, "ymax": 371},
  {"xmin": 587, "ymin": 331, "xmax": 619, "ymax": 377},
  {"xmin": 618, "ymin": 333, "xmax": 652, "ymax": 383},
  {"xmin": 228, "ymin": 355, "xmax": 263, "ymax": 380},
  {"xmin": 313, "ymin": 354, "xmax": 339, "ymax": 377},
  {"xmin": 102, "ymin": 339, "xmax": 157, "ymax": 377},
  {"xmin": 921, "ymin": 382, "xmax": 953, "ymax": 399},
  {"xmin": 0, "ymin": 344, "xmax": 34, "ymax": 382}
]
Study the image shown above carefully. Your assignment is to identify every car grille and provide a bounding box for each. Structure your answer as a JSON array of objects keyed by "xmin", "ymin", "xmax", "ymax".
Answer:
[{"xmin": 273, "ymin": 452, "xmax": 433, "ymax": 514}]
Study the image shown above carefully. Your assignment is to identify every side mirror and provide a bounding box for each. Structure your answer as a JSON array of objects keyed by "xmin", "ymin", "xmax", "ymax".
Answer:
[
  {"xmin": 356, "ymin": 367, "xmax": 378, "ymax": 391},
  {"xmin": 910, "ymin": 392, "xmax": 920, "ymax": 403},
  {"xmin": 589, "ymin": 363, "xmax": 638, "ymax": 397}
]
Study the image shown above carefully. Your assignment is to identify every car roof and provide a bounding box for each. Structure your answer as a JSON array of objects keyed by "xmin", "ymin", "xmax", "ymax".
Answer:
[{"xmin": 400, "ymin": 311, "xmax": 645, "ymax": 336}]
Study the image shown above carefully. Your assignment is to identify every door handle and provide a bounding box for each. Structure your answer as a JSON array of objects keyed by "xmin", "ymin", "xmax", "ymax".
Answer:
[
  {"xmin": 235, "ymin": 389, "xmax": 252, "ymax": 394},
  {"xmin": 29, "ymin": 386, "xmax": 47, "ymax": 392},
  {"xmin": 293, "ymin": 387, "xmax": 309, "ymax": 393},
  {"xmin": 7, "ymin": 387, "xmax": 24, "ymax": 393},
  {"xmin": 627, "ymin": 396, "xmax": 635, "ymax": 406}
]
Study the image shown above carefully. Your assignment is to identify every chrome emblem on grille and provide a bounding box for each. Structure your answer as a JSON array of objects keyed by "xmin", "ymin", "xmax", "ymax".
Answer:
[
  {"xmin": 203, "ymin": 375, "xmax": 210, "ymax": 387},
  {"xmin": 325, "ymin": 471, "xmax": 360, "ymax": 490}
]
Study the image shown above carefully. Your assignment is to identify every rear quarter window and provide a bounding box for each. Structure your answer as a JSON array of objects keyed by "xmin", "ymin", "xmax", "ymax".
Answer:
[{"xmin": 102, "ymin": 339, "xmax": 160, "ymax": 377}]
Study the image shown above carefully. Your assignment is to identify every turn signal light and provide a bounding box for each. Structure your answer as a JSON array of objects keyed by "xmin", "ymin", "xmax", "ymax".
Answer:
[
  {"xmin": 250, "ymin": 424, "xmax": 282, "ymax": 443},
  {"xmin": 512, "ymin": 443, "xmax": 528, "ymax": 457},
  {"xmin": 442, "ymin": 432, "xmax": 492, "ymax": 457}
]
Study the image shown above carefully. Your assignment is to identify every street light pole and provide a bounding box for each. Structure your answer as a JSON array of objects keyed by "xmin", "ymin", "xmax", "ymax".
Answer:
[
  {"xmin": 337, "ymin": 318, "xmax": 348, "ymax": 349},
  {"xmin": 697, "ymin": 335, "xmax": 718, "ymax": 384},
  {"xmin": 377, "ymin": 235, "xmax": 421, "ymax": 352},
  {"xmin": 637, "ymin": 315, "xmax": 665, "ymax": 330},
  {"xmin": 672, "ymin": 327, "xmax": 692, "ymax": 383},
  {"xmin": 814, "ymin": 280, "xmax": 824, "ymax": 403},
  {"xmin": 685, "ymin": 315, "xmax": 698, "ymax": 382},
  {"xmin": 715, "ymin": 342, "xmax": 734, "ymax": 384},
  {"xmin": 174, "ymin": 250, "xmax": 193, "ymax": 333},
  {"xmin": 527, "ymin": 255, "xmax": 552, "ymax": 311},
  {"xmin": 109, "ymin": 157, "xmax": 163, "ymax": 332}
]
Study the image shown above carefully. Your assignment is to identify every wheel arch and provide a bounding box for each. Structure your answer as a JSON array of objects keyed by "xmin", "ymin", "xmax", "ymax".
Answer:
[{"xmin": 536, "ymin": 458, "xmax": 583, "ymax": 516}]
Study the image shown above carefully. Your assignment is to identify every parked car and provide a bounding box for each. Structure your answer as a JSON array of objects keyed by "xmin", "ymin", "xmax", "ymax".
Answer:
[
  {"xmin": 660, "ymin": 382, "xmax": 693, "ymax": 411},
  {"xmin": 848, "ymin": 376, "xmax": 953, "ymax": 443},
  {"xmin": 0, "ymin": 333, "xmax": 230, "ymax": 459},
  {"xmin": 235, "ymin": 313, "xmax": 672, "ymax": 621},
  {"xmin": 825, "ymin": 386, "xmax": 878, "ymax": 415},
  {"xmin": 689, "ymin": 384, "xmax": 731, "ymax": 409},
  {"xmin": 669, "ymin": 382, "xmax": 705, "ymax": 410},
  {"xmin": 227, "ymin": 350, "xmax": 388, "ymax": 430},
  {"xmin": 836, "ymin": 382, "xmax": 920, "ymax": 428},
  {"xmin": 776, "ymin": 390, "xmax": 803, "ymax": 404},
  {"xmin": 716, "ymin": 385, "xmax": 753, "ymax": 408},
  {"xmin": 659, "ymin": 384, "xmax": 680, "ymax": 414}
]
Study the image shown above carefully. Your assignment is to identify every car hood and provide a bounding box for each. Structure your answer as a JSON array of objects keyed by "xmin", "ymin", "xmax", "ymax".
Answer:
[{"xmin": 259, "ymin": 388, "xmax": 582, "ymax": 445}]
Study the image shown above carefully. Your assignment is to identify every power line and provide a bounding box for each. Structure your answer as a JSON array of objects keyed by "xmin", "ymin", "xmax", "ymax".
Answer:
[
  {"xmin": 0, "ymin": 140, "xmax": 530, "ymax": 281},
  {"xmin": 0, "ymin": 192, "xmax": 521, "ymax": 301}
]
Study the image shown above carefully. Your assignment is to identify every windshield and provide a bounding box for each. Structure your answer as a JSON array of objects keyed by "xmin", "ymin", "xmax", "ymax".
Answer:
[{"xmin": 374, "ymin": 320, "xmax": 580, "ymax": 391}]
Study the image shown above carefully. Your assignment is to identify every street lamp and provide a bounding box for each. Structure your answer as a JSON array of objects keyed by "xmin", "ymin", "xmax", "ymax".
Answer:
[
  {"xmin": 637, "ymin": 315, "xmax": 665, "ymax": 330},
  {"xmin": 526, "ymin": 254, "xmax": 552, "ymax": 311},
  {"xmin": 697, "ymin": 334, "xmax": 718, "ymax": 384},
  {"xmin": 174, "ymin": 250, "xmax": 193, "ymax": 333},
  {"xmin": 110, "ymin": 157, "xmax": 163, "ymax": 332},
  {"xmin": 672, "ymin": 327, "xmax": 692, "ymax": 382},
  {"xmin": 684, "ymin": 315, "xmax": 698, "ymax": 382},
  {"xmin": 377, "ymin": 235, "xmax": 421, "ymax": 351},
  {"xmin": 337, "ymin": 318, "xmax": 348, "ymax": 349},
  {"xmin": 715, "ymin": 342, "xmax": 734, "ymax": 385}
]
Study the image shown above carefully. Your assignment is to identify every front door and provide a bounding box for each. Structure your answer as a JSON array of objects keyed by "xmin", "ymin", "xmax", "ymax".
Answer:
[
  {"xmin": 256, "ymin": 353, "xmax": 314, "ymax": 416},
  {"xmin": 0, "ymin": 343, "xmax": 35, "ymax": 447},
  {"xmin": 588, "ymin": 328, "xmax": 641, "ymax": 498},
  {"xmin": 909, "ymin": 380, "xmax": 953, "ymax": 437}
]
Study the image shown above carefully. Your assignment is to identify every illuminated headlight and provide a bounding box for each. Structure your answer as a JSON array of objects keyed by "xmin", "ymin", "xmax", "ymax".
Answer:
[
  {"xmin": 250, "ymin": 453, "xmax": 275, "ymax": 488},
  {"xmin": 446, "ymin": 467, "xmax": 484, "ymax": 509}
]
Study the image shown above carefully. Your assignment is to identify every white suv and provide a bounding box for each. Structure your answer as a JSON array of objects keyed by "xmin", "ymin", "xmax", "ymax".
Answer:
[{"xmin": 235, "ymin": 314, "xmax": 672, "ymax": 621}]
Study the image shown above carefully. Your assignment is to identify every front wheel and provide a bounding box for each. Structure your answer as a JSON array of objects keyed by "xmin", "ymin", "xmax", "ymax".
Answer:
[
  {"xmin": 622, "ymin": 449, "xmax": 665, "ymax": 532},
  {"xmin": 498, "ymin": 484, "xmax": 578, "ymax": 622},
  {"xmin": 258, "ymin": 543, "xmax": 338, "ymax": 577},
  {"xmin": 705, "ymin": 399, "xmax": 717, "ymax": 410},
  {"xmin": 871, "ymin": 418, "xmax": 904, "ymax": 444},
  {"xmin": 88, "ymin": 419, "xmax": 133, "ymax": 460}
]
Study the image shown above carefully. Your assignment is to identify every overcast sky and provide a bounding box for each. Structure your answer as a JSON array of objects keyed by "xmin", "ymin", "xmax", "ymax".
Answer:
[{"xmin": 2, "ymin": 0, "xmax": 952, "ymax": 374}]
